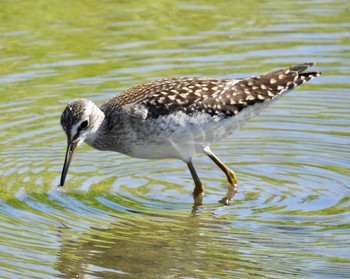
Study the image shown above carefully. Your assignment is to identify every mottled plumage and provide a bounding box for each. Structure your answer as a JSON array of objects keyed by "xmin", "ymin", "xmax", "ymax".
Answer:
[
  {"xmin": 60, "ymin": 63, "xmax": 321, "ymax": 205},
  {"xmin": 103, "ymin": 62, "xmax": 319, "ymax": 119}
]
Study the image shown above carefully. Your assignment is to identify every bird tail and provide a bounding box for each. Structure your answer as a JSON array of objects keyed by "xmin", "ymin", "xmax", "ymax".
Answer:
[{"xmin": 256, "ymin": 62, "xmax": 322, "ymax": 95}]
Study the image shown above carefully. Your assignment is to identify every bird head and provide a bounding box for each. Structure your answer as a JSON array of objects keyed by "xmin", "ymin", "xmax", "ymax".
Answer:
[{"xmin": 59, "ymin": 98, "xmax": 103, "ymax": 187}]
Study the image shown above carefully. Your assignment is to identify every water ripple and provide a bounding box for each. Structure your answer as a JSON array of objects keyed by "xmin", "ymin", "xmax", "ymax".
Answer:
[{"xmin": 0, "ymin": 0, "xmax": 349, "ymax": 277}]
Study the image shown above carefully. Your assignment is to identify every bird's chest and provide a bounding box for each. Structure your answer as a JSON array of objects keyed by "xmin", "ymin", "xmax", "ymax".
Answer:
[{"xmin": 115, "ymin": 114, "xmax": 196, "ymax": 159}]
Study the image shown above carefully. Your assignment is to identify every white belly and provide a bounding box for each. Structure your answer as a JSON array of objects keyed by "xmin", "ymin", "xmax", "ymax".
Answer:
[{"xmin": 119, "ymin": 103, "xmax": 267, "ymax": 161}]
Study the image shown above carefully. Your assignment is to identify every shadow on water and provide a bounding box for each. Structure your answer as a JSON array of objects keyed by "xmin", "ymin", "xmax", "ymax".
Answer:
[
  {"xmin": 55, "ymin": 212, "xmax": 233, "ymax": 278},
  {"xmin": 52, "ymin": 196, "xmax": 350, "ymax": 278},
  {"xmin": 53, "ymin": 201, "xmax": 274, "ymax": 278},
  {"xmin": 51, "ymin": 186, "xmax": 350, "ymax": 279}
]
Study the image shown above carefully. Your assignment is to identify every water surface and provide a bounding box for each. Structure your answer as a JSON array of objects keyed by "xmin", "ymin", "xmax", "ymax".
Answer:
[{"xmin": 0, "ymin": 0, "xmax": 349, "ymax": 278}]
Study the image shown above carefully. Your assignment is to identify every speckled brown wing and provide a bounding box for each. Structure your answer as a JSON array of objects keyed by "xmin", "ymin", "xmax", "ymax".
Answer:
[
  {"xmin": 102, "ymin": 77, "xmax": 230, "ymax": 119},
  {"xmin": 197, "ymin": 62, "xmax": 321, "ymax": 117},
  {"xmin": 102, "ymin": 63, "xmax": 321, "ymax": 120}
]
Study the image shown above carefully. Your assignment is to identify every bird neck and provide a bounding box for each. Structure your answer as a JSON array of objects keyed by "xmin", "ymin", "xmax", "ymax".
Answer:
[{"xmin": 84, "ymin": 106, "xmax": 106, "ymax": 149}]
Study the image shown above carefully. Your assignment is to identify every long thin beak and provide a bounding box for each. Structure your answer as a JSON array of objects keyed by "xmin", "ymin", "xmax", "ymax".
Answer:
[{"xmin": 60, "ymin": 141, "xmax": 78, "ymax": 186}]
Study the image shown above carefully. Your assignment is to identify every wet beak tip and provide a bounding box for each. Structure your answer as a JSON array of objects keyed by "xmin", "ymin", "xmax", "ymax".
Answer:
[{"xmin": 60, "ymin": 141, "xmax": 77, "ymax": 189}]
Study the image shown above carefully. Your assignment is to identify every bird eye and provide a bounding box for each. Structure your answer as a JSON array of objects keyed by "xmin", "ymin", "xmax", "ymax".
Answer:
[{"xmin": 80, "ymin": 120, "xmax": 89, "ymax": 129}]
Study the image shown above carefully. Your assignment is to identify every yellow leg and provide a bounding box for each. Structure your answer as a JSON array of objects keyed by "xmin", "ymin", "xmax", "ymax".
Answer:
[
  {"xmin": 187, "ymin": 160, "xmax": 204, "ymax": 206},
  {"xmin": 203, "ymin": 146, "xmax": 238, "ymax": 205}
]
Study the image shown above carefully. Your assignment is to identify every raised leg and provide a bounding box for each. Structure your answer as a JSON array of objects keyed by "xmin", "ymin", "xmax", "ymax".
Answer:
[
  {"xmin": 187, "ymin": 160, "xmax": 204, "ymax": 205},
  {"xmin": 203, "ymin": 146, "xmax": 238, "ymax": 205}
]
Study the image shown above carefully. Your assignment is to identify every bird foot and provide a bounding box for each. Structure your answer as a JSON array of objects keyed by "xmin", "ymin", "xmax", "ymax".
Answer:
[
  {"xmin": 193, "ymin": 191, "xmax": 204, "ymax": 206},
  {"xmin": 219, "ymin": 197, "xmax": 232, "ymax": 205},
  {"xmin": 219, "ymin": 183, "xmax": 238, "ymax": 205}
]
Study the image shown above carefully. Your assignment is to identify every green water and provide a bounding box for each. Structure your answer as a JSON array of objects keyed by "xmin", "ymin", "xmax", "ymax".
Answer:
[{"xmin": 1, "ymin": 0, "xmax": 349, "ymax": 278}]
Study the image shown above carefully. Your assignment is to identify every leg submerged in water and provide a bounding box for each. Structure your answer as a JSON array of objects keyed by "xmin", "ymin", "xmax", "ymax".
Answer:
[
  {"xmin": 186, "ymin": 160, "xmax": 204, "ymax": 205},
  {"xmin": 203, "ymin": 146, "xmax": 238, "ymax": 205}
]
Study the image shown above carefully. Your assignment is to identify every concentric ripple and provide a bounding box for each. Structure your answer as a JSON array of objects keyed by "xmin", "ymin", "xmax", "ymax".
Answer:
[
  {"xmin": 1, "ymin": 0, "xmax": 350, "ymax": 277},
  {"xmin": 2, "ymin": 82, "xmax": 349, "ymax": 278}
]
